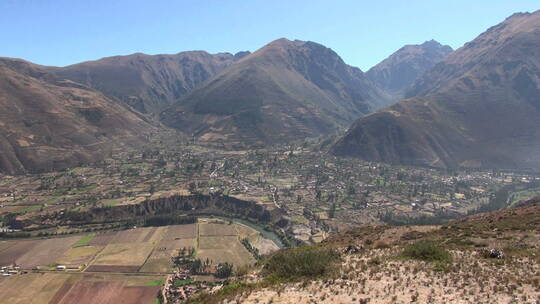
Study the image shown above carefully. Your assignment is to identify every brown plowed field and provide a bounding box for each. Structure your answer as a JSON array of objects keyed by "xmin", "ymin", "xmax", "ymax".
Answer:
[
  {"xmin": 49, "ymin": 282, "xmax": 74, "ymax": 304},
  {"xmin": 55, "ymin": 281, "xmax": 124, "ymax": 304},
  {"xmin": 91, "ymin": 243, "xmax": 154, "ymax": 268},
  {"xmin": 109, "ymin": 228, "xmax": 151, "ymax": 244},
  {"xmin": 199, "ymin": 223, "xmax": 238, "ymax": 236},
  {"xmin": 84, "ymin": 265, "xmax": 140, "ymax": 272},
  {"xmin": 16, "ymin": 236, "xmax": 80, "ymax": 269},
  {"xmin": 0, "ymin": 273, "xmax": 69, "ymax": 303},
  {"xmin": 89, "ymin": 232, "xmax": 117, "ymax": 246},
  {"xmin": 157, "ymin": 239, "xmax": 196, "ymax": 250},
  {"xmin": 49, "ymin": 280, "xmax": 160, "ymax": 304},
  {"xmin": 115, "ymin": 286, "xmax": 161, "ymax": 303},
  {"xmin": 141, "ymin": 227, "xmax": 158, "ymax": 242},
  {"xmin": 0, "ymin": 240, "xmax": 40, "ymax": 267},
  {"xmin": 162, "ymin": 224, "xmax": 197, "ymax": 240},
  {"xmin": 0, "ymin": 240, "xmax": 15, "ymax": 253}
]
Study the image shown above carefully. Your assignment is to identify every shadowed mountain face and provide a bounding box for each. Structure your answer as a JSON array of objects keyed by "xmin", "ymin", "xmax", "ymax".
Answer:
[
  {"xmin": 161, "ymin": 38, "xmax": 391, "ymax": 147},
  {"xmin": 332, "ymin": 11, "xmax": 540, "ymax": 170},
  {"xmin": 47, "ymin": 51, "xmax": 247, "ymax": 113},
  {"xmin": 0, "ymin": 58, "xmax": 153, "ymax": 174},
  {"xmin": 367, "ymin": 40, "xmax": 452, "ymax": 99}
]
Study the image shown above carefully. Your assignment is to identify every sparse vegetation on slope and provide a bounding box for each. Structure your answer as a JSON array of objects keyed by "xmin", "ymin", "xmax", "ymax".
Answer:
[
  {"xmin": 186, "ymin": 202, "xmax": 540, "ymax": 303},
  {"xmin": 262, "ymin": 245, "xmax": 340, "ymax": 282}
]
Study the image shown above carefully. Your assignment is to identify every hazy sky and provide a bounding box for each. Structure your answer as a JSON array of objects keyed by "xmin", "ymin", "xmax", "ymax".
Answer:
[{"xmin": 1, "ymin": 0, "xmax": 538, "ymax": 70}]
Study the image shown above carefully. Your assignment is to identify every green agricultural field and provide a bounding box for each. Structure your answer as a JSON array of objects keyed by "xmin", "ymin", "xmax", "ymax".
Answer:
[
  {"xmin": 510, "ymin": 187, "xmax": 540, "ymax": 206},
  {"xmin": 144, "ymin": 279, "xmax": 165, "ymax": 286},
  {"xmin": 74, "ymin": 234, "xmax": 96, "ymax": 247},
  {"xmin": 103, "ymin": 200, "xmax": 121, "ymax": 207},
  {"xmin": 21, "ymin": 204, "xmax": 42, "ymax": 213}
]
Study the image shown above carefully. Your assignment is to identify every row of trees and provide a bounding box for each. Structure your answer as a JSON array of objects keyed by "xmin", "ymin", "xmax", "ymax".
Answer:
[{"xmin": 171, "ymin": 247, "xmax": 233, "ymax": 278}]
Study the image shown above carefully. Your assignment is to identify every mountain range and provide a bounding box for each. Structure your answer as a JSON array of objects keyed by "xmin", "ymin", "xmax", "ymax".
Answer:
[
  {"xmin": 2, "ymin": 9, "xmax": 540, "ymax": 173},
  {"xmin": 331, "ymin": 11, "xmax": 540, "ymax": 169}
]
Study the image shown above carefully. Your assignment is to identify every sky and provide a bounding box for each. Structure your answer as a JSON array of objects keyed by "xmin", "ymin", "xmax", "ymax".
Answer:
[{"xmin": 1, "ymin": 0, "xmax": 539, "ymax": 71}]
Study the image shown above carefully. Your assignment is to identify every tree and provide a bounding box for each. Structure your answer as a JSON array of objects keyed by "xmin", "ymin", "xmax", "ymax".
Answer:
[
  {"xmin": 216, "ymin": 262, "xmax": 233, "ymax": 278},
  {"xmin": 189, "ymin": 259, "xmax": 203, "ymax": 273},
  {"xmin": 315, "ymin": 190, "xmax": 322, "ymax": 201},
  {"xmin": 188, "ymin": 182, "xmax": 197, "ymax": 194},
  {"xmin": 328, "ymin": 203, "xmax": 336, "ymax": 219},
  {"xmin": 347, "ymin": 184, "xmax": 356, "ymax": 195}
]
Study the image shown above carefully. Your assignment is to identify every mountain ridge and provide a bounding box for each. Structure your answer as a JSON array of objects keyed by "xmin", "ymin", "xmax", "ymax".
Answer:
[
  {"xmin": 46, "ymin": 50, "xmax": 249, "ymax": 113},
  {"xmin": 331, "ymin": 10, "xmax": 540, "ymax": 170},
  {"xmin": 0, "ymin": 57, "xmax": 153, "ymax": 174},
  {"xmin": 367, "ymin": 40, "xmax": 452, "ymax": 99},
  {"xmin": 160, "ymin": 38, "xmax": 392, "ymax": 147}
]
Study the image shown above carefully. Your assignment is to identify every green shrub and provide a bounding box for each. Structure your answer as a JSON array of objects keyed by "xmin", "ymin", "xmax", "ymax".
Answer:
[
  {"xmin": 145, "ymin": 279, "xmax": 165, "ymax": 287},
  {"xmin": 73, "ymin": 234, "xmax": 95, "ymax": 247},
  {"xmin": 402, "ymin": 241, "xmax": 451, "ymax": 262},
  {"xmin": 432, "ymin": 262, "xmax": 450, "ymax": 272},
  {"xmin": 263, "ymin": 245, "xmax": 339, "ymax": 281}
]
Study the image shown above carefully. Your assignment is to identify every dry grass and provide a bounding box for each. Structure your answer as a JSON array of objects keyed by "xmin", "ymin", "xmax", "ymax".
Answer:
[
  {"xmin": 56, "ymin": 246, "xmax": 103, "ymax": 267},
  {"xmin": 225, "ymin": 248, "xmax": 539, "ymax": 304},
  {"xmin": 205, "ymin": 205, "xmax": 540, "ymax": 304},
  {"xmin": 91, "ymin": 243, "xmax": 154, "ymax": 267}
]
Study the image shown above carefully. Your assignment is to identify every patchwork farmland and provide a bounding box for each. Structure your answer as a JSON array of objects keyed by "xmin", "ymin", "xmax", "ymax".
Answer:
[
  {"xmin": 0, "ymin": 272, "xmax": 163, "ymax": 304},
  {"xmin": 0, "ymin": 219, "xmax": 280, "ymax": 303}
]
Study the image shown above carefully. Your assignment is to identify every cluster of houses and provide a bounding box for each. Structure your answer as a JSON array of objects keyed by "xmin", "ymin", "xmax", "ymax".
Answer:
[
  {"xmin": 0, "ymin": 265, "xmax": 24, "ymax": 277},
  {"xmin": 161, "ymin": 270, "xmax": 209, "ymax": 303}
]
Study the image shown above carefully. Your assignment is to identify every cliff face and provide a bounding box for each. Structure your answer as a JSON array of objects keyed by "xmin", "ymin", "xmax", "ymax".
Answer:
[{"xmin": 45, "ymin": 194, "xmax": 287, "ymax": 226}]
